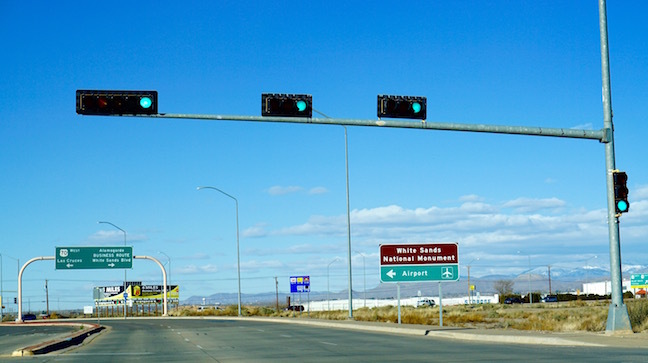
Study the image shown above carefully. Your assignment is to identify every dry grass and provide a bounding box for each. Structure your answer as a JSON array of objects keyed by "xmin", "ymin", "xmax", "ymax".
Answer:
[{"xmin": 174, "ymin": 298, "xmax": 648, "ymax": 333}]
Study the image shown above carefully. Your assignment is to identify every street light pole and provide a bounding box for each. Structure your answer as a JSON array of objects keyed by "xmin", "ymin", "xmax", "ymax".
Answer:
[
  {"xmin": 197, "ymin": 186, "xmax": 242, "ymax": 317},
  {"xmin": 316, "ymin": 109, "xmax": 354, "ymax": 319},
  {"xmin": 98, "ymin": 221, "xmax": 127, "ymax": 318},
  {"xmin": 158, "ymin": 251, "xmax": 171, "ymax": 284},
  {"xmin": 343, "ymin": 126, "xmax": 353, "ymax": 319}
]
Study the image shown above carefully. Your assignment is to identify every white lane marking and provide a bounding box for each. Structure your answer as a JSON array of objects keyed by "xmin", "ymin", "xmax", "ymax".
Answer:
[
  {"xmin": 321, "ymin": 341, "xmax": 338, "ymax": 346},
  {"xmin": 280, "ymin": 334, "xmax": 292, "ymax": 338},
  {"xmin": 196, "ymin": 345, "xmax": 203, "ymax": 349},
  {"xmin": 185, "ymin": 338, "xmax": 190, "ymax": 342}
]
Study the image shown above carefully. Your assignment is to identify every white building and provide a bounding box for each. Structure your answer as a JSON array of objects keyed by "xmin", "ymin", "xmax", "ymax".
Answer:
[
  {"xmin": 300, "ymin": 294, "xmax": 500, "ymax": 312},
  {"xmin": 582, "ymin": 280, "xmax": 631, "ymax": 295}
]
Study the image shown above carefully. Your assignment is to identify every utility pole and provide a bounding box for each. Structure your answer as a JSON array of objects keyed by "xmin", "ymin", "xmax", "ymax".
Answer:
[
  {"xmin": 45, "ymin": 280, "xmax": 49, "ymax": 316},
  {"xmin": 547, "ymin": 266, "xmax": 552, "ymax": 295},
  {"xmin": 274, "ymin": 276, "xmax": 279, "ymax": 312}
]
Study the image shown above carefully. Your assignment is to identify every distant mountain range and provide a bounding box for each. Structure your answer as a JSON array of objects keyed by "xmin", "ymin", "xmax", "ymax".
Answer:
[{"xmin": 183, "ymin": 265, "xmax": 648, "ymax": 306}]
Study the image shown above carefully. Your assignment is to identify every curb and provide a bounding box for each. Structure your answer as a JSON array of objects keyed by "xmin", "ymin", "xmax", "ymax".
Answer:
[{"xmin": 11, "ymin": 323, "xmax": 105, "ymax": 356}]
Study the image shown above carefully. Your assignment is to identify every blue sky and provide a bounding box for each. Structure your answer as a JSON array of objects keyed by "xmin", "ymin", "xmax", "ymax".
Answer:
[{"xmin": 1, "ymin": 1, "xmax": 647, "ymax": 311}]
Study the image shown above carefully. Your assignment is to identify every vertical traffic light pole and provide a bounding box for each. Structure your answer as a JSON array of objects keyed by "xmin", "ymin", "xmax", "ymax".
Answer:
[{"xmin": 599, "ymin": 0, "xmax": 631, "ymax": 332}]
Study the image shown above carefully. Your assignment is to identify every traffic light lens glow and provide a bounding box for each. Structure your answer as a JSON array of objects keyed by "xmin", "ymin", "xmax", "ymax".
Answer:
[
  {"xmin": 617, "ymin": 200, "xmax": 628, "ymax": 212},
  {"xmin": 412, "ymin": 102, "xmax": 422, "ymax": 114},
  {"xmin": 296, "ymin": 100, "xmax": 307, "ymax": 112},
  {"xmin": 140, "ymin": 97, "xmax": 153, "ymax": 109}
]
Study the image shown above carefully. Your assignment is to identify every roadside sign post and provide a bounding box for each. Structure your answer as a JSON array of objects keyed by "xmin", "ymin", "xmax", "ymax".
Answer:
[
  {"xmin": 380, "ymin": 242, "xmax": 459, "ymax": 326},
  {"xmin": 289, "ymin": 276, "xmax": 310, "ymax": 316}
]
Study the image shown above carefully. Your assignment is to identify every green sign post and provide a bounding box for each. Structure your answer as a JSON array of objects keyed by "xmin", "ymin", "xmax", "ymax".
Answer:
[{"xmin": 56, "ymin": 246, "xmax": 132, "ymax": 270}]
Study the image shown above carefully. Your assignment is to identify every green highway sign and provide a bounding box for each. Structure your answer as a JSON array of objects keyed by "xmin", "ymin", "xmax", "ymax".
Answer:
[
  {"xmin": 380, "ymin": 265, "xmax": 459, "ymax": 283},
  {"xmin": 631, "ymin": 274, "xmax": 648, "ymax": 288},
  {"xmin": 56, "ymin": 246, "xmax": 132, "ymax": 270}
]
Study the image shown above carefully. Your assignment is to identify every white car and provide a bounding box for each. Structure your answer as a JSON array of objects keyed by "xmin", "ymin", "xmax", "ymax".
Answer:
[{"xmin": 416, "ymin": 299, "xmax": 436, "ymax": 307}]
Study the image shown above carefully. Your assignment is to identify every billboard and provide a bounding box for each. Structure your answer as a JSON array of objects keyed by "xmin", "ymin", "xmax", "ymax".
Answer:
[
  {"xmin": 95, "ymin": 283, "xmax": 179, "ymax": 305},
  {"xmin": 290, "ymin": 276, "xmax": 310, "ymax": 293}
]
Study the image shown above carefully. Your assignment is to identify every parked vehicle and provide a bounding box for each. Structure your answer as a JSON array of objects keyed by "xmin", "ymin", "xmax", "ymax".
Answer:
[
  {"xmin": 416, "ymin": 299, "xmax": 436, "ymax": 307},
  {"xmin": 284, "ymin": 305, "xmax": 305, "ymax": 312},
  {"xmin": 21, "ymin": 313, "xmax": 37, "ymax": 321},
  {"xmin": 542, "ymin": 295, "xmax": 558, "ymax": 303},
  {"xmin": 504, "ymin": 297, "xmax": 522, "ymax": 304}
]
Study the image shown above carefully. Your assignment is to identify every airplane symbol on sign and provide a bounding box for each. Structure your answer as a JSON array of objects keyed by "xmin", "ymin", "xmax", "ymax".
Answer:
[{"xmin": 441, "ymin": 267, "xmax": 453, "ymax": 279}]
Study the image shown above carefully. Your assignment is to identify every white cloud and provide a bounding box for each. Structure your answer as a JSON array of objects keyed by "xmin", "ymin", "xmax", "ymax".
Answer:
[
  {"xmin": 309, "ymin": 186, "xmax": 329, "ymax": 195},
  {"xmin": 267, "ymin": 185, "xmax": 303, "ymax": 195},
  {"xmin": 240, "ymin": 190, "xmax": 648, "ymax": 279},
  {"xmin": 634, "ymin": 184, "xmax": 648, "ymax": 200},
  {"xmin": 88, "ymin": 230, "xmax": 147, "ymax": 244},
  {"xmin": 242, "ymin": 223, "xmax": 269, "ymax": 238},
  {"xmin": 176, "ymin": 264, "xmax": 219, "ymax": 274},
  {"xmin": 459, "ymin": 194, "xmax": 483, "ymax": 202},
  {"xmin": 502, "ymin": 197, "xmax": 566, "ymax": 213},
  {"xmin": 571, "ymin": 123, "xmax": 594, "ymax": 130}
]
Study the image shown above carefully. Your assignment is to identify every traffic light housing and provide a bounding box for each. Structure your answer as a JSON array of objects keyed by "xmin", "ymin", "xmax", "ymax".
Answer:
[
  {"xmin": 613, "ymin": 171, "xmax": 629, "ymax": 214},
  {"xmin": 76, "ymin": 90, "xmax": 158, "ymax": 115},
  {"xmin": 377, "ymin": 95, "xmax": 427, "ymax": 120},
  {"xmin": 262, "ymin": 93, "xmax": 312, "ymax": 118}
]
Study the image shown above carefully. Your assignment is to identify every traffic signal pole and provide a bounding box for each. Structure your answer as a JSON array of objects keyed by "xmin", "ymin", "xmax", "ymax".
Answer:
[{"xmin": 599, "ymin": 0, "xmax": 631, "ymax": 332}]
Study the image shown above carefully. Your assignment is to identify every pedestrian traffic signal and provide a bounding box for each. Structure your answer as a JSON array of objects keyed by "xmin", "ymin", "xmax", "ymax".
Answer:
[
  {"xmin": 76, "ymin": 90, "xmax": 158, "ymax": 115},
  {"xmin": 377, "ymin": 95, "xmax": 427, "ymax": 120},
  {"xmin": 262, "ymin": 93, "xmax": 312, "ymax": 118},
  {"xmin": 613, "ymin": 171, "xmax": 629, "ymax": 215}
]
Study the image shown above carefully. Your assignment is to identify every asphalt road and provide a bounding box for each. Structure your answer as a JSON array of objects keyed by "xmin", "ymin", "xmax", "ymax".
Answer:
[{"xmin": 7, "ymin": 318, "xmax": 648, "ymax": 362}]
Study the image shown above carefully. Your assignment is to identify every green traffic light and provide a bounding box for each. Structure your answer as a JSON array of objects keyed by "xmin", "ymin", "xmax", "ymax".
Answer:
[
  {"xmin": 296, "ymin": 100, "xmax": 307, "ymax": 112},
  {"xmin": 140, "ymin": 97, "xmax": 153, "ymax": 109},
  {"xmin": 412, "ymin": 102, "xmax": 422, "ymax": 114},
  {"xmin": 617, "ymin": 200, "xmax": 628, "ymax": 212}
]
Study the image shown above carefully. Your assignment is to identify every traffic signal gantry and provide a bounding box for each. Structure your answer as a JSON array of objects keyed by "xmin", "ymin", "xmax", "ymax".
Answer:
[{"xmin": 74, "ymin": 84, "xmax": 629, "ymax": 332}]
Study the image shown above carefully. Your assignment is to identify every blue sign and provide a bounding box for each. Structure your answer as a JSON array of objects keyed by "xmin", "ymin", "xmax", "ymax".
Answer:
[{"xmin": 290, "ymin": 276, "xmax": 310, "ymax": 293}]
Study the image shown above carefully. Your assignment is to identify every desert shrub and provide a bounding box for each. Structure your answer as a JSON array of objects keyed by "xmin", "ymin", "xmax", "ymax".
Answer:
[{"xmin": 627, "ymin": 299, "xmax": 648, "ymax": 332}]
